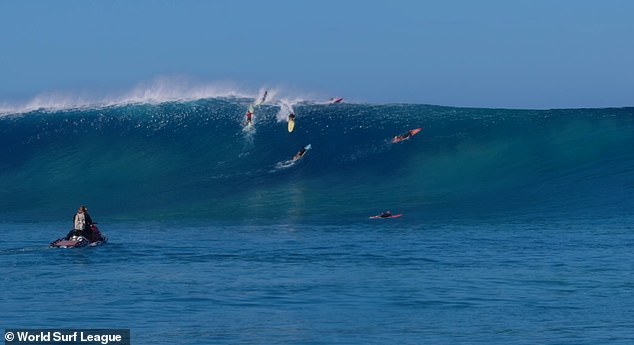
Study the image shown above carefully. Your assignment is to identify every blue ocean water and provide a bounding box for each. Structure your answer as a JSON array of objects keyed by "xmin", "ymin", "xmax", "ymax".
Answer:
[{"xmin": 1, "ymin": 99, "xmax": 634, "ymax": 344}]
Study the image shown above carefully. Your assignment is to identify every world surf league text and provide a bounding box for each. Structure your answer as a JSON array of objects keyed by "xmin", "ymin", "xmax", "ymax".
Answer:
[{"xmin": 4, "ymin": 329, "xmax": 130, "ymax": 345}]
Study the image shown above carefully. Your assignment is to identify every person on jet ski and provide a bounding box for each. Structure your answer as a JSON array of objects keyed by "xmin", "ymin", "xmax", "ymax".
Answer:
[{"xmin": 66, "ymin": 205, "xmax": 93, "ymax": 239}]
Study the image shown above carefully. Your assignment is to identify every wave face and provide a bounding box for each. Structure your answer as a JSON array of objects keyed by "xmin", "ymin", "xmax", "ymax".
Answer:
[{"xmin": 1, "ymin": 99, "xmax": 633, "ymax": 222}]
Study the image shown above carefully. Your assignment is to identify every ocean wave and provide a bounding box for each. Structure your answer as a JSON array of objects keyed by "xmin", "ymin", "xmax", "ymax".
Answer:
[
  {"xmin": 0, "ymin": 77, "xmax": 328, "ymax": 116},
  {"xmin": 1, "ymin": 99, "xmax": 633, "ymax": 222}
]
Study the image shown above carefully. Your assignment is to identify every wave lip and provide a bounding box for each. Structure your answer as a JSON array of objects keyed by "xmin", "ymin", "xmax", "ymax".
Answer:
[{"xmin": 0, "ymin": 78, "xmax": 274, "ymax": 116}]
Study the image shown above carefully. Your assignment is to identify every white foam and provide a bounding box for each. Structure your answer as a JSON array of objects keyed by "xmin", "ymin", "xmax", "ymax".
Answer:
[
  {"xmin": 0, "ymin": 77, "xmax": 317, "ymax": 116},
  {"xmin": 275, "ymin": 98, "xmax": 298, "ymax": 122}
]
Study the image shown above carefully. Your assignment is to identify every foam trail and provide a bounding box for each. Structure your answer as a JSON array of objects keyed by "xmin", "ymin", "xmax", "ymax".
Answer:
[{"xmin": 275, "ymin": 98, "xmax": 299, "ymax": 122}]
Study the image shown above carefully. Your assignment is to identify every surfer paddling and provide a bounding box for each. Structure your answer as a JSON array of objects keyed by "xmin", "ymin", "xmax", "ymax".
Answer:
[
  {"xmin": 293, "ymin": 144, "xmax": 311, "ymax": 161},
  {"xmin": 293, "ymin": 147, "xmax": 307, "ymax": 161},
  {"xmin": 392, "ymin": 128, "xmax": 422, "ymax": 144},
  {"xmin": 369, "ymin": 211, "xmax": 402, "ymax": 219}
]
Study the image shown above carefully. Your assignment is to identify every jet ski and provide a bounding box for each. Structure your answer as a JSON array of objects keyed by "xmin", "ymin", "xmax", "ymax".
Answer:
[{"xmin": 50, "ymin": 224, "xmax": 108, "ymax": 248}]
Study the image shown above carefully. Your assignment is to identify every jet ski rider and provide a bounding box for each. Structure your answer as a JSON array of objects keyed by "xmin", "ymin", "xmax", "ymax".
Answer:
[{"xmin": 66, "ymin": 205, "xmax": 94, "ymax": 239}]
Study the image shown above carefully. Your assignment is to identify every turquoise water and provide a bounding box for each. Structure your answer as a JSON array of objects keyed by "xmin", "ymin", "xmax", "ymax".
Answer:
[{"xmin": 1, "ymin": 100, "xmax": 634, "ymax": 343}]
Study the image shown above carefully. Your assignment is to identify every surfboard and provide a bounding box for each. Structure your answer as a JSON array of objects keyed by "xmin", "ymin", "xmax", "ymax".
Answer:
[
  {"xmin": 329, "ymin": 98, "xmax": 344, "ymax": 104},
  {"xmin": 288, "ymin": 118, "xmax": 295, "ymax": 132},
  {"xmin": 392, "ymin": 128, "xmax": 422, "ymax": 144}
]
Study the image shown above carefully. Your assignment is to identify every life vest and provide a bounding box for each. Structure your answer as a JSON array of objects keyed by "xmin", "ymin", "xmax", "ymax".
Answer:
[{"xmin": 74, "ymin": 212, "xmax": 86, "ymax": 230}]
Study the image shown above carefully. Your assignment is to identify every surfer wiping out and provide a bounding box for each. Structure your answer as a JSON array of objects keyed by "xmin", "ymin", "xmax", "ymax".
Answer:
[{"xmin": 255, "ymin": 90, "xmax": 268, "ymax": 106}]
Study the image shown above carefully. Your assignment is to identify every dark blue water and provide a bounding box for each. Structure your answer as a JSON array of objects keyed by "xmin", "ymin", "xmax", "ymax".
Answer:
[
  {"xmin": 2, "ymin": 218, "xmax": 633, "ymax": 344},
  {"xmin": 1, "ymin": 99, "xmax": 634, "ymax": 343}
]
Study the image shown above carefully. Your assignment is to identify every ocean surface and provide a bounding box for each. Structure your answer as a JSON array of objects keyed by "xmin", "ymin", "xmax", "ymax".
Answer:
[{"xmin": 1, "ymin": 98, "xmax": 634, "ymax": 344}]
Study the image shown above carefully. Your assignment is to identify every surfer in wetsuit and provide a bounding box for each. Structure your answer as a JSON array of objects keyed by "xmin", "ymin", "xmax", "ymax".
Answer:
[
  {"xmin": 260, "ymin": 91, "xmax": 268, "ymax": 104},
  {"xmin": 394, "ymin": 131, "xmax": 412, "ymax": 142},
  {"xmin": 288, "ymin": 113, "xmax": 295, "ymax": 121},
  {"xmin": 293, "ymin": 147, "xmax": 307, "ymax": 161},
  {"xmin": 380, "ymin": 211, "xmax": 393, "ymax": 218}
]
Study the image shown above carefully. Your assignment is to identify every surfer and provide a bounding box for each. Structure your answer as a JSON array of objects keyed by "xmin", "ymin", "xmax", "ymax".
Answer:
[
  {"xmin": 293, "ymin": 147, "xmax": 307, "ymax": 161},
  {"xmin": 287, "ymin": 113, "xmax": 296, "ymax": 133},
  {"xmin": 245, "ymin": 105, "xmax": 254, "ymax": 126},
  {"xmin": 66, "ymin": 205, "xmax": 93, "ymax": 239},
  {"xmin": 379, "ymin": 211, "xmax": 393, "ymax": 218},
  {"xmin": 292, "ymin": 144, "xmax": 311, "ymax": 161},
  {"xmin": 329, "ymin": 97, "xmax": 343, "ymax": 104},
  {"xmin": 370, "ymin": 211, "xmax": 401, "ymax": 219},
  {"xmin": 256, "ymin": 90, "xmax": 268, "ymax": 106},
  {"xmin": 393, "ymin": 131, "xmax": 412, "ymax": 142},
  {"xmin": 392, "ymin": 128, "xmax": 422, "ymax": 143}
]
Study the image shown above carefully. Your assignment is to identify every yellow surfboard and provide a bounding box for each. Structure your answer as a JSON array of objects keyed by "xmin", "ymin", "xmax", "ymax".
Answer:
[{"xmin": 288, "ymin": 118, "xmax": 295, "ymax": 133}]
